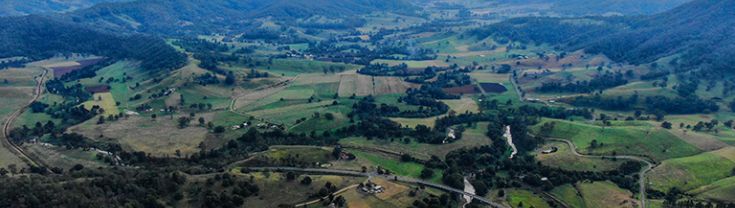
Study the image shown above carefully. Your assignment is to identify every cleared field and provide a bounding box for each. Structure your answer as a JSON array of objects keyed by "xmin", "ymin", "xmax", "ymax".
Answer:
[
  {"xmin": 261, "ymin": 58, "xmax": 360, "ymax": 76},
  {"xmin": 389, "ymin": 116, "xmax": 439, "ymax": 128},
  {"xmin": 68, "ymin": 113, "xmax": 213, "ymax": 156},
  {"xmin": 246, "ymin": 100, "xmax": 349, "ymax": 128},
  {"xmin": 243, "ymin": 146, "xmax": 333, "ymax": 167},
  {"xmin": 505, "ymin": 189, "xmax": 551, "ymax": 208},
  {"xmin": 223, "ymin": 172, "xmax": 365, "ymax": 208},
  {"xmin": 370, "ymin": 59, "xmax": 449, "ymax": 69},
  {"xmin": 549, "ymin": 184, "xmax": 585, "ymax": 208},
  {"xmin": 340, "ymin": 122, "xmax": 492, "ymax": 160},
  {"xmin": 690, "ymin": 176, "xmax": 735, "ymax": 203},
  {"xmin": 82, "ymin": 92, "xmax": 119, "ymax": 116},
  {"xmin": 576, "ymin": 181, "xmax": 636, "ymax": 208},
  {"xmin": 648, "ymin": 150, "xmax": 735, "ymax": 192},
  {"xmin": 23, "ymin": 143, "xmax": 107, "ymax": 169},
  {"xmin": 332, "ymin": 150, "xmax": 442, "ymax": 183},
  {"xmin": 338, "ymin": 73, "xmax": 417, "ymax": 97},
  {"xmin": 534, "ymin": 141, "xmax": 624, "ymax": 172},
  {"xmin": 532, "ymin": 119, "xmax": 702, "ymax": 161},
  {"xmin": 442, "ymin": 97, "xmax": 480, "ymax": 114}
]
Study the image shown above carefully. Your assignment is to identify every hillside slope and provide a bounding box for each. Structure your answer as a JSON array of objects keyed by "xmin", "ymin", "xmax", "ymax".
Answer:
[
  {"xmin": 63, "ymin": 0, "xmax": 416, "ymax": 35},
  {"xmin": 475, "ymin": 0, "xmax": 735, "ymax": 73},
  {"xmin": 0, "ymin": 0, "xmax": 126, "ymax": 16},
  {"xmin": 0, "ymin": 15, "xmax": 185, "ymax": 71}
]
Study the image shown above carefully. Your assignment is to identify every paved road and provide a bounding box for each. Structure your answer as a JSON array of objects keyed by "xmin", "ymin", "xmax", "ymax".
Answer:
[
  {"xmin": 548, "ymin": 138, "xmax": 654, "ymax": 208},
  {"xmin": 245, "ymin": 167, "xmax": 508, "ymax": 208},
  {"xmin": 1, "ymin": 68, "xmax": 48, "ymax": 168}
]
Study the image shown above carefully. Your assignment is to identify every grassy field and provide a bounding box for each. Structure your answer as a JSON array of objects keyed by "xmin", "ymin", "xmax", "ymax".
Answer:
[
  {"xmin": 534, "ymin": 141, "xmax": 624, "ymax": 172},
  {"xmin": 260, "ymin": 58, "xmax": 359, "ymax": 76},
  {"xmin": 576, "ymin": 181, "xmax": 636, "ymax": 208},
  {"xmin": 69, "ymin": 113, "xmax": 213, "ymax": 156},
  {"xmin": 648, "ymin": 150, "xmax": 735, "ymax": 192},
  {"xmin": 244, "ymin": 146, "xmax": 334, "ymax": 167},
  {"xmin": 23, "ymin": 143, "xmax": 107, "ymax": 169},
  {"xmin": 551, "ymin": 181, "xmax": 637, "ymax": 208},
  {"xmin": 505, "ymin": 189, "xmax": 551, "ymax": 208},
  {"xmin": 689, "ymin": 176, "xmax": 735, "ymax": 203},
  {"xmin": 532, "ymin": 118, "xmax": 702, "ymax": 161},
  {"xmin": 332, "ymin": 150, "xmax": 443, "ymax": 183},
  {"xmin": 219, "ymin": 172, "xmax": 365, "ymax": 207},
  {"xmin": 340, "ymin": 122, "xmax": 492, "ymax": 160},
  {"xmin": 83, "ymin": 92, "xmax": 119, "ymax": 116}
]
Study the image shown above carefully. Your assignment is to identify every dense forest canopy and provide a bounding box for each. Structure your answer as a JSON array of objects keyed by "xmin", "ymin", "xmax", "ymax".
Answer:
[
  {"xmin": 493, "ymin": 0, "xmax": 691, "ymax": 15},
  {"xmin": 0, "ymin": 15, "xmax": 185, "ymax": 71},
  {"xmin": 0, "ymin": 0, "xmax": 127, "ymax": 16}
]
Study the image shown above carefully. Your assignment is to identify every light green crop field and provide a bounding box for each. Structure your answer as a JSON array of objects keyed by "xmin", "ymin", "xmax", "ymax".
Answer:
[
  {"xmin": 649, "ymin": 151, "xmax": 735, "ymax": 192},
  {"xmin": 533, "ymin": 118, "xmax": 702, "ymax": 161},
  {"xmin": 505, "ymin": 189, "xmax": 551, "ymax": 208}
]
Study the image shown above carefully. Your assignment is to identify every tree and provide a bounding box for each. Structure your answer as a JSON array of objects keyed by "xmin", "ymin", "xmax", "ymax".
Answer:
[
  {"xmin": 324, "ymin": 113, "xmax": 335, "ymax": 120},
  {"xmin": 214, "ymin": 126, "xmax": 226, "ymax": 133},
  {"xmin": 420, "ymin": 168, "xmax": 434, "ymax": 179},
  {"xmin": 473, "ymin": 181, "xmax": 489, "ymax": 196},
  {"xmin": 177, "ymin": 117, "xmax": 191, "ymax": 128},
  {"xmin": 225, "ymin": 71, "xmax": 236, "ymax": 85},
  {"xmin": 198, "ymin": 117, "xmax": 205, "ymax": 126},
  {"xmin": 151, "ymin": 113, "xmax": 157, "ymax": 121},
  {"xmin": 300, "ymin": 176, "xmax": 312, "ymax": 185},
  {"xmin": 661, "ymin": 121, "xmax": 672, "ymax": 129},
  {"xmin": 286, "ymin": 172, "xmax": 296, "ymax": 181}
]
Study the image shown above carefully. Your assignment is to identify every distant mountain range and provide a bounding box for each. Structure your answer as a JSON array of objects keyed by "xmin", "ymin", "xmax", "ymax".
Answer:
[
  {"xmin": 61, "ymin": 0, "xmax": 416, "ymax": 35},
  {"xmin": 494, "ymin": 0, "xmax": 692, "ymax": 15},
  {"xmin": 0, "ymin": 0, "xmax": 126, "ymax": 16}
]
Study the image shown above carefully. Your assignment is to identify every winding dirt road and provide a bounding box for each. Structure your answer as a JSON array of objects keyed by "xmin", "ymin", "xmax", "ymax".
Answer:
[
  {"xmin": 548, "ymin": 138, "xmax": 654, "ymax": 208},
  {"xmin": 1, "ymin": 68, "xmax": 49, "ymax": 168}
]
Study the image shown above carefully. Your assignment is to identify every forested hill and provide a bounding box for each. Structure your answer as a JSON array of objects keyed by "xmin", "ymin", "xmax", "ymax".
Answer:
[
  {"xmin": 63, "ymin": 0, "xmax": 416, "ymax": 35},
  {"xmin": 0, "ymin": 15, "xmax": 186, "ymax": 71},
  {"xmin": 495, "ymin": 0, "xmax": 691, "ymax": 16},
  {"xmin": 473, "ymin": 0, "xmax": 735, "ymax": 74},
  {"xmin": 0, "ymin": 0, "xmax": 126, "ymax": 17}
]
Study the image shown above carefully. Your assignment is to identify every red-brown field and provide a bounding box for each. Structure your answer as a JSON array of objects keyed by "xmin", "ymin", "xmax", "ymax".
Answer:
[
  {"xmin": 51, "ymin": 58, "xmax": 105, "ymax": 77},
  {"xmin": 442, "ymin": 85, "xmax": 479, "ymax": 95},
  {"xmin": 479, "ymin": 82, "xmax": 508, "ymax": 93}
]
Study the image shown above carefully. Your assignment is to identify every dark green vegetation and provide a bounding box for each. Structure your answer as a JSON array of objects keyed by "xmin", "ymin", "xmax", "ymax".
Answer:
[{"xmin": 0, "ymin": 0, "xmax": 125, "ymax": 16}]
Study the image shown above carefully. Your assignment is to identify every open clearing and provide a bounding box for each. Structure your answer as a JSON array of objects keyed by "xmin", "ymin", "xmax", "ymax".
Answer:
[
  {"xmin": 505, "ymin": 189, "xmax": 550, "ymax": 208},
  {"xmin": 82, "ymin": 92, "xmax": 119, "ymax": 116},
  {"xmin": 338, "ymin": 72, "xmax": 417, "ymax": 97},
  {"xmin": 0, "ymin": 65, "xmax": 43, "ymax": 168},
  {"xmin": 532, "ymin": 118, "xmax": 702, "ymax": 161},
  {"xmin": 551, "ymin": 181, "xmax": 637, "ymax": 208},
  {"xmin": 689, "ymin": 176, "xmax": 735, "ymax": 203},
  {"xmin": 648, "ymin": 150, "xmax": 735, "ymax": 192},
  {"xmin": 340, "ymin": 122, "xmax": 492, "ymax": 160},
  {"xmin": 534, "ymin": 141, "xmax": 624, "ymax": 172},
  {"xmin": 68, "ymin": 113, "xmax": 214, "ymax": 156}
]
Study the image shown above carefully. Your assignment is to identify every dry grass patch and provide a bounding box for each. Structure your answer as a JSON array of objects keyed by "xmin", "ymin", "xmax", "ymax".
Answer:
[
  {"xmin": 69, "ymin": 113, "xmax": 215, "ymax": 156},
  {"xmin": 83, "ymin": 92, "xmax": 119, "ymax": 116}
]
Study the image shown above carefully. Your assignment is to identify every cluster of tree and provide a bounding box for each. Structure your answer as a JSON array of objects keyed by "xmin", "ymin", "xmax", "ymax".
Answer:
[
  {"xmin": 358, "ymin": 63, "xmax": 411, "ymax": 76},
  {"xmin": 0, "ymin": 58, "xmax": 26, "ymax": 69},
  {"xmin": 536, "ymin": 71, "xmax": 628, "ymax": 93},
  {"xmin": 57, "ymin": 59, "xmax": 114, "ymax": 82}
]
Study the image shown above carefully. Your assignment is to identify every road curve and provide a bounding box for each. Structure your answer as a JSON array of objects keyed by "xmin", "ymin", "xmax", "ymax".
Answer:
[
  {"xmin": 548, "ymin": 138, "xmax": 654, "ymax": 208},
  {"xmin": 1, "ymin": 68, "xmax": 49, "ymax": 168},
  {"xmin": 245, "ymin": 167, "xmax": 509, "ymax": 208}
]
